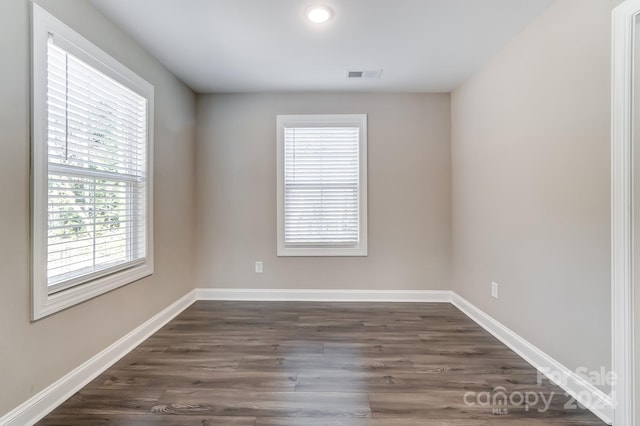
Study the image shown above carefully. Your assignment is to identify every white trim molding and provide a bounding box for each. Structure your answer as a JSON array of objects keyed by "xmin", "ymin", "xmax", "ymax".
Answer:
[
  {"xmin": 612, "ymin": 1, "xmax": 640, "ymax": 425},
  {"xmin": 451, "ymin": 293, "xmax": 613, "ymax": 425},
  {"xmin": 0, "ymin": 290, "xmax": 196, "ymax": 426},
  {"xmin": 196, "ymin": 288, "xmax": 451, "ymax": 303}
]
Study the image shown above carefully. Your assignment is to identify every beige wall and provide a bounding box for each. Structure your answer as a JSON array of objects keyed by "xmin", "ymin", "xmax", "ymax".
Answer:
[
  {"xmin": 451, "ymin": 0, "xmax": 619, "ymax": 385},
  {"xmin": 195, "ymin": 93, "xmax": 451, "ymax": 291},
  {"xmin": 0, "ymin": 0, "xmax": 197, "ymax": 416}
]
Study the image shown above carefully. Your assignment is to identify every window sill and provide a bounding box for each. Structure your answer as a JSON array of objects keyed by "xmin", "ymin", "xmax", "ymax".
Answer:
[
  {"xmin": 277, "ymin": 246, "xmax": 368, "ymax": 257},
  {"xmin": 31, "ymin": 262, "xmax": 153, "ymax": 321}
]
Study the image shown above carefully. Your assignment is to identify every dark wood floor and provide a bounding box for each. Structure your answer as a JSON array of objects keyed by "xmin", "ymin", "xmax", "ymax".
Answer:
[{"xmin": 39, "ymin": 301, "xmax": 604, "ymax": 425}]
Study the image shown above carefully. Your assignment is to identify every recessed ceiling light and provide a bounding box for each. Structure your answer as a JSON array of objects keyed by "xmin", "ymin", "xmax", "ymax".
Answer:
[{"xmin": 306, "ymin": 6, "xmax": 333, "ymax": 24}]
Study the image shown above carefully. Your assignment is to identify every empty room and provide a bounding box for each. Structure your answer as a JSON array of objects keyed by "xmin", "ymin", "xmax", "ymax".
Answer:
[{"xmin": 1, "ymin": 0, "xmax": 638, "ymax": 424}]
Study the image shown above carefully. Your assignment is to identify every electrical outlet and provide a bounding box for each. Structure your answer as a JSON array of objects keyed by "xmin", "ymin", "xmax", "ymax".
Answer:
[
  {"xmin": 255, "ymin": 261, "xmax": 263, "ymax": 273},
  {"xmin": 491, "ymin": 281, "xmax": 499, "ymax": 299}
]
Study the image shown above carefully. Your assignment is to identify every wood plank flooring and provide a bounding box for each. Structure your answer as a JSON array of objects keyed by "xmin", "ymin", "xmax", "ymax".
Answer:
[{"xmin": 38, "ymin": 301, "xmax": 605, "ymax": 425}]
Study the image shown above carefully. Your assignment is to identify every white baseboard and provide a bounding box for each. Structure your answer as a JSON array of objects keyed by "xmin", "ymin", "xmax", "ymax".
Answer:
[
  {"xmin": 1, "ymin": 288, "xmax": 613, "ymax": 425},
  {"xmin": 0, "ymin": 290, "xmax": 197, "ymax": 426},
  {"xmin": 196, "ymin": 287, "xmax": 452, "ymax": 303},
  {"xmin": 450, "ymin": 292, "xmax": 613, "ymax": 425}
]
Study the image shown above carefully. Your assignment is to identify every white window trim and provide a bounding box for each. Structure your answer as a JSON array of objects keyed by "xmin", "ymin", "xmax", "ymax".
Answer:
[
  {"xmin": 30, "ymin": 4, "xmax": 154, "ymax": 320},
  {"xmin": 276, "ymin": 114, "xmax": 368, "ymax": 257}
]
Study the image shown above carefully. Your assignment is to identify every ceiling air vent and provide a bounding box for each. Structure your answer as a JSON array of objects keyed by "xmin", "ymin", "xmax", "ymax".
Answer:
[{"xmin": 346, "ymin": 69, "xmax": 383, "ymax": 79}]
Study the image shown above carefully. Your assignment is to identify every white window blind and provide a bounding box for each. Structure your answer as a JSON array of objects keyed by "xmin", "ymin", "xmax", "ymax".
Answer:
[
  {"xmin": 284, "ymin": 127, "xmax": 360, "ymax": 246},
  {"xmin": 45, "ymin": 36, "xmax": 147, "ymax": 293},
  {"xmin": 277, "ymin": 114, "xmax": 367, "ymax": 257}
]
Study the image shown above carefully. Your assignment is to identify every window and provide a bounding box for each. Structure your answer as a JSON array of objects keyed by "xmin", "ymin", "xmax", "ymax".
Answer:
[
  {"xmin": 31, "ymin": 5, "xmax": 154, "ymax": 320},
  {"xmin": 276, "ymin": 114, "xmax": 367, "ymax": 256}
]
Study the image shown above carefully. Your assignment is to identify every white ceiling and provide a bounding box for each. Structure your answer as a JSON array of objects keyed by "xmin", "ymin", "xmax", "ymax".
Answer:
[{"xmin": 90, "ymin": 0, "xmax": 554, "ymax": 93}]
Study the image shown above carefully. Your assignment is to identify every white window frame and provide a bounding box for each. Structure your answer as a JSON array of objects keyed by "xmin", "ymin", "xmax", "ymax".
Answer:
[
  {"xmin": 30, "ymin": 4, "xmax": 154, "ymax": 320},
  {"xmin": 276, "ymin": 114, "xmax": 368, "ymax": 257}
]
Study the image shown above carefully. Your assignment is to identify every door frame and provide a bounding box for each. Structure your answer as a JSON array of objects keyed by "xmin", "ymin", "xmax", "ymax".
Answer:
[{"xmin": 612, "ymin": 1, "xmax": 640, "ymax": 424}]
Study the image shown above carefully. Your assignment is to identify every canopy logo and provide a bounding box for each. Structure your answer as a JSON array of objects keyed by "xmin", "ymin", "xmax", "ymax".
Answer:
[
  {"xmin": 462, "ymin": 366, "xmax": 614, "ymax": 415},
  {"xmin": 463, "ymin": 386, "xmax": 555, "ymax": 415}
]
